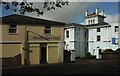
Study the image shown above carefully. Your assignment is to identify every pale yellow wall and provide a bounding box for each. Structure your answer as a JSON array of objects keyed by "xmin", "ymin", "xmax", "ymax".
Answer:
[
  {"xmin": 2, "ymin": 24, "xmax": 25, "ymax": 41},
  {"xmin": 2, "ymin": 44, "xmax": 22, "ymax": 57},
  {"xmin": 29, "ymin": 44, "xmax": 40, "ymax": 64},
  {"xmin": 2, "ymin": 24, "xmax": 64, "ymax": 42},
  {"xmin": 2, "ymin": 23, "xmax": 64, "ymax": 64}
]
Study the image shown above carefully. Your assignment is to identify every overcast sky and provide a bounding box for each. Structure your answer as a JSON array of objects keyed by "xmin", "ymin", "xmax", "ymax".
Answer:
[{"xmin": 1, "ymin": 0, "xmax": 120, "ymax": 24}]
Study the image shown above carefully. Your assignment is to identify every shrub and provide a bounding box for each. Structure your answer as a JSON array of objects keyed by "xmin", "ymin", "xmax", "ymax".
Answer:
[
  {"xmin": 103, "ymin": 49, "xmax": 113, "ymax": 53},
  {"xmin": 116, "ymin": 48, "xmax": 120, "ymax": 53},
  {"xmin": 85, "ymin": 52, "xmax": 91, "ymax": 56}
]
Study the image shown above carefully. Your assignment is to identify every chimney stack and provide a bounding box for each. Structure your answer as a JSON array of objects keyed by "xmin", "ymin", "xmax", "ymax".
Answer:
[
  {"xmin": 96, "ymin": 8, "xmax": 98, "ymax": 15},
  {"xmin": 85, "ymin": 10, "xmax": 88, "ymax": 17},
  {"xmin": 101, "ymin": 10, "xmax": 104, "ymax": 16}
]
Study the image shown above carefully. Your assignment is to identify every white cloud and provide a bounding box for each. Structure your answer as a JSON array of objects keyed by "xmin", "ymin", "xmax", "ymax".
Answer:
[
  {"xmin": 104, "ymin": 14, "xmax": 119, "ymax": 23},
  {"xmin": 99, "ymin": 11, "xmax": 119, "ymax": 23},
  {"xmin": 25, "ymin": 2, "xmax": 92, "ymax": 23}
]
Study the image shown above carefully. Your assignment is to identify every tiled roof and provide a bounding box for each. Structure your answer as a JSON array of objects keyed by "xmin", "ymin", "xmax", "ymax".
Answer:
[{"xmin": 1, "ymin": 14, "xmax": 65, "ymax": 25}]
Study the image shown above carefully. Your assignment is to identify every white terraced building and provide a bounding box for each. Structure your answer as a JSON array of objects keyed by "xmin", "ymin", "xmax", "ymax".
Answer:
[
  {"xmin": 85, "ymin": 8, "xmax": 119, "ymax": 59},
  {"xmin": 64, "ymin": 8, "xmax": 119, "ymax": 60}
]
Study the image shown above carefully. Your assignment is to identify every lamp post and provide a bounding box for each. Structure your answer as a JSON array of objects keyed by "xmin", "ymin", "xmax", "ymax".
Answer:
[{"xmin": 24, "ymin": 26, "xmax": 30, "ymax": 65}]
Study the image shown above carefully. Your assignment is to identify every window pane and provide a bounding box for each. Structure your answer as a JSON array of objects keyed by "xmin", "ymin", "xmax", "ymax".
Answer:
[
  {"xmin": 44, "ymin": 26, "xmax": 51, "ymax": 34},
  {"xmin": 66, "ymin": 31, "xmax": 69, "ymax": 38},
  {"xmin": 115, "ymin": 26, "xmax": 118, "ymax": 32},
  {"xmin": 97, "ymin": 35, "xmax": 100, "ymax": 41},
  {"xmin": 10, "ymin": 25, "xmax": 16, "ymax": 29},
  {"xmin": 9, "ymin": 25, "xmax": 17, "ymax": 34},
  {"xmin": 44, "ymin": 30, "xmax": 51, "ymax": 33},
  {"xmin": 45, "ymin": 26, "xmax": 51, "ymax": 29},
  {"xmin": 9, "ymin": 29, "xmax": 16, "ymax": 34},
  {"xmin": 97, "ymin": 28, "xmax": 100, "ymax": 32}
]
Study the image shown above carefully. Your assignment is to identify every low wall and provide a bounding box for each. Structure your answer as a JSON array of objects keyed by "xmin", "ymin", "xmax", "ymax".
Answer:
[
  {"xmin": 2, "ymin": 54, "xmax": 21, "ymax": 67},
  {"xmin": 102, "ymin": 52, "xmax": 120, "ymax": 60}
]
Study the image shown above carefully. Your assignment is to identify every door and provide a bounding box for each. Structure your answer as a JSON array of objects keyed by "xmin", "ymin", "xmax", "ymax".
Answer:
[{"xmin": 40, "ymin": 44, "xmax": 47, "ymax": 64}]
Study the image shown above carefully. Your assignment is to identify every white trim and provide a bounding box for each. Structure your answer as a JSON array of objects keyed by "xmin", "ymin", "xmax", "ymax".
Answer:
[
  {"xmin": 28, "ymin": 41, "xmax": 62, "ymax": 43},
  {"xmin": 0, "ymin": 41, "xmax": 64, "ymax": 44},
  {"xmin": 0, "ymin": 41, "xmax": 23, "ymax": 44},
  {"xmin": 87, "ymin": 25, "xmax": 111, "ymax": 29}
]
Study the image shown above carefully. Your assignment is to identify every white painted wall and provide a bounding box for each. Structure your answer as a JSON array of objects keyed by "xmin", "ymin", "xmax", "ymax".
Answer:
[
  {"xmin": 65, "ymin": 24, "xmax": 87, "ymax": 58},
  {"xmin": 88, "ymin": 23, "xmax": 119, "ymax": 56},
  {"xmin": 85, "ymin": 9, "xmax": 119, "ymax": 57}
]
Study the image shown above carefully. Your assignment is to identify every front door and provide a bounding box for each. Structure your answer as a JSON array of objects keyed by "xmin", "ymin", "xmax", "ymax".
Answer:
[{"xmin": 40, "ymin": 44, "xmax": 47, "ymax": 64}]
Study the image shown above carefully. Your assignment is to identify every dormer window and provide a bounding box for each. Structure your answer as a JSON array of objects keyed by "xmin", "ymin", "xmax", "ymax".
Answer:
[{"xmin": 9, "ymin": 24, "xmax": 17, "ymax": 34}]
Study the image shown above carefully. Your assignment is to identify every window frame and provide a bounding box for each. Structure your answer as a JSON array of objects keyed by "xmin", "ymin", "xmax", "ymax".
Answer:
[
  {"xmin": 44, "ymin": 25, "xmax": 51, "ymax": 34},
  {"xmin": 9, "ymin": 24, "xmax": 17, "ymax": 34}
]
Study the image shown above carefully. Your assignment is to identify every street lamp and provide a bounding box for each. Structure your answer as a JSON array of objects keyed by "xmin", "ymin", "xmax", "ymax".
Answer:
[{"xmin": 24, "ymin": 26, "xmax": 30, "ymax": 65}]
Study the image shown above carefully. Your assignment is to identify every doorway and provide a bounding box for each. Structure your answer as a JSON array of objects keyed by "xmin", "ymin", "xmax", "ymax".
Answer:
[{"xmin": 40, "ymin": 44, "xmax": 47, "ymax": 64}]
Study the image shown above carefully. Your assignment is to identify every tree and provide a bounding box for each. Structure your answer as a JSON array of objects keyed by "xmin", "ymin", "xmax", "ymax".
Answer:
[{"xmin": 2, "ymin": 0, "xmax": 69, "ymax": 16}]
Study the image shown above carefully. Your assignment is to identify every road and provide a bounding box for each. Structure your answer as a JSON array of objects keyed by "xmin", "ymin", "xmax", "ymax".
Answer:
[{"xmin": 2, "ymin": 59, "xmax": 120, "ymax": 75}]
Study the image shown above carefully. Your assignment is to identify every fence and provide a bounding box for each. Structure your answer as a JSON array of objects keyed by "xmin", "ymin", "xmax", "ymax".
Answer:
[
  {"xmin": 102, "ymin": 52, "xmax": 120, "ymax": 60},
  {"xmin": 2, "ymin": 54, "xmax": 21, "ymax": 67}
]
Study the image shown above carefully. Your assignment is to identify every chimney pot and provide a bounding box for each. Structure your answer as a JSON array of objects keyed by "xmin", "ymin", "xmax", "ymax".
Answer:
[
  {"xmin": 96, "ymin": 8, "xmax": 98, "ymax": 15},
  {"xmin": 102, "ymin": 10, "xmax": 104, "ymax": 16},
  {"xmin": 85, "ymin": 10, "xmax": 88, "ymax": 17}
]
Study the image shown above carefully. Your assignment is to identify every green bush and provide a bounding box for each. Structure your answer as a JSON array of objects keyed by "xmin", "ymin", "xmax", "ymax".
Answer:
[
  {"xmin": 85, "ymin": 52, "xmax": 91, "ymax": 56},
  {"xmin": 103, "ymin": 49, "xmax": 113, "ymax": 53},
  {"xmin": 116, "ymin": 48, "xmax": 120, "ymax": 53}
]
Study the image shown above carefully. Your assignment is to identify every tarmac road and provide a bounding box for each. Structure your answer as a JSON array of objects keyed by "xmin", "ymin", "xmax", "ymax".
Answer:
[{"xmin": 2, "ymin": 59, "xmax": 120, "ymax": 75}]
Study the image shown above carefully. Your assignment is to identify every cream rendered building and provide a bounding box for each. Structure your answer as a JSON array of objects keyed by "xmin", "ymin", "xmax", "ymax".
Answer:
[{"xmin": 1, "ymin": 14, "xmax": 65, "ymax": 66}]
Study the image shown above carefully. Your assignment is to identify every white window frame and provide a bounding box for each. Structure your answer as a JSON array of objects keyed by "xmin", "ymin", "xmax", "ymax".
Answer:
[
  {"xmin": 9, "ymin": 24, "xmax": 17, "ymax": 34},
  {"xmin": 44, "ymin": 25, "xmax": 51, "ymax": 34}
]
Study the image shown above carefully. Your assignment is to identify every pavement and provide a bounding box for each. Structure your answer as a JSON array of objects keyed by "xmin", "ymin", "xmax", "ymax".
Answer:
[{"xmin": 1, "ymin": 59, "xmax": 120, "ymax": 76}]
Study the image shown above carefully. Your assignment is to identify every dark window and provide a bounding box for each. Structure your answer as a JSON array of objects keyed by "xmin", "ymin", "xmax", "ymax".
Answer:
[
  {"xmin": 97, "ymin": 28, "xmax": 100, "ymax": 32},
  {"xmin": 66, "ymin": 30, "xmax": 69, "ymax": 38},
  {"xmin": 44, "ymin": 26, "xmax": 51, "ymax": 34},
  {"xmin": 91, "ymin": 20, "xmax": 92, "ymax": 24},
  {"xmin": 97, "ymin": 35, "xmax": 101, "ymax": 41},
  {"xmin": 115, "ymin": 26, "xmax": 118, "ymax": 32},
  {"xmin": 9, "ymin": 24, "xmax": 17, "ymax": 34},
  {"xmin": 88, "ymin": 20, "xmax": 90, "ymax": 25},
  {"xmin": 85, "ymin": 31, "xmax": 86, "ymax": 38},
  {"xmin": 85, "ymin": 47, "xmax": 87, "ymax": 52}
]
